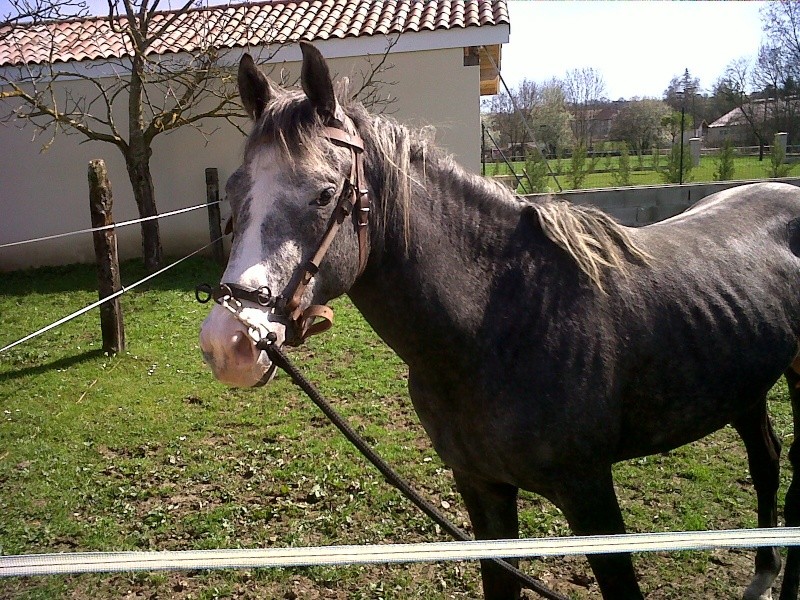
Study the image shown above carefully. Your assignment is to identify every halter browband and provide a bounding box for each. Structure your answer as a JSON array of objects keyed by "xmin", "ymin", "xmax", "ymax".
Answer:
[{"xmin": 197, "ymin": 114, "xmax": 370, "ymax": 347}]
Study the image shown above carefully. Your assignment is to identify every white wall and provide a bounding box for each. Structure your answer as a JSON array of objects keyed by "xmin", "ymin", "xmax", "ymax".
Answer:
[{"xmin": 0, "ymin": 46, "xmax": 481, "ymax": 271}]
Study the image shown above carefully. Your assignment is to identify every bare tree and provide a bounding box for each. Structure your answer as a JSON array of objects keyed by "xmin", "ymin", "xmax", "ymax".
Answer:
[
  {"xmin": 717, "ymin": 57, "xmax": 775, "ymax": 157},
  {"xmin": 1, "ymin": 0, "xmax": 258, "ymax": 270},
  {"xmin": 563, "ymin": 67, "xmax": 606, "ymax": 148},
  {"xmin": 761, "ymin": 0, "xmax": 800, "ymax": 81},
  {"xmin": 481, "ymin": 77, "xmax": 539, "ymax": 156},
  {"xmin": 714, "ymin": 1, "xmax": 800, "ymax": 155},
  {"xmin": 1, "ymin": 3, "xmax": 401, "ymax": 271},
  {"xmin": 1, "ymin": 0, "xmax": 86, "ymax": 34},
  {"xmin": 758, "ymin": 2, "xmax": 800, "ymax": 143}
]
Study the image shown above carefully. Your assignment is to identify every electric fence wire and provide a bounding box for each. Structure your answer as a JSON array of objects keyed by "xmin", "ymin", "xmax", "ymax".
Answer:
[
  {"xmin": 0, "ymin": 236, "xmax": 225, "ymax": 355},
  {"xmin": 0, "ymin": 200, "xmax": 225, "ymax": 249}
]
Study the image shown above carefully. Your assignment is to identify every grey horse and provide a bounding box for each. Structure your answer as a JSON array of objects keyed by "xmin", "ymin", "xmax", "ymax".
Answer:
[{"xmin": 199, "ymin": 42, "xmax": 800, "ymax": 600}]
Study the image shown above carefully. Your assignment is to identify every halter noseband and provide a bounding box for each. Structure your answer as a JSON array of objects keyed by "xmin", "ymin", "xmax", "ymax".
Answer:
[{"xmin": 197, "ymin": 113, "xmax": 370, "ymax": 347}]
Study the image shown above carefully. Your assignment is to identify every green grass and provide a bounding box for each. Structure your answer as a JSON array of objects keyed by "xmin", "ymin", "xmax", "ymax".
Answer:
[
  {"xmin": 484, "ymin": 154, "xmax": 800, "ymax": 192},
  {"xmin": 0, "ymin": 257, "xmax": 797, "ymax": 599}
]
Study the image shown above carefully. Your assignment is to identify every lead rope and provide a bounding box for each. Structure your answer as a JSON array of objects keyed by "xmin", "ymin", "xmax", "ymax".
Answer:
[{"xmin": 256, "ymin": 335, "xmax": 568, "ymax": 600}]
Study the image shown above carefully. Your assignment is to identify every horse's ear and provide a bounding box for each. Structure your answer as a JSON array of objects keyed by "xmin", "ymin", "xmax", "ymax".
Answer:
[
  {"xmin": 238, "ymin": 53, "xmax": 272, "ymax": 121},
  {"xmin": 299, "ymin": 41, "xmax": 338, "ymax": 121}
]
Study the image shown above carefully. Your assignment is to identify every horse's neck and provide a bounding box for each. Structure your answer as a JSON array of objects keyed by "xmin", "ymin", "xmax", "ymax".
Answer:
[
  {"xmin": 393, "ymin": 159, "xmax": 519, "ymax": 263},
  {"xmin": 348, "ymin": 159, "xmax": 523, "ymax": 369}
]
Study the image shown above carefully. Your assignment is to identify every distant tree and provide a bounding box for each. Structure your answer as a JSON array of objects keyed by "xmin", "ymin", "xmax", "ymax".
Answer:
[
  {"xmin": 708, "ymin": 77, "xmax": 743, "ymax": 124},
  {"xmin": 717, "ymin": 58, "xmax": 772, "ymax": 158},
  {"xmin": 761, "ymin": 0, "xmax": 800, "ymax": 81},
  {"xmin": 752, "ymin": 43, "xmax": 800, "ymax": 143},
  {"xmin": 521, "ymin": 148, "xmax": 549, "ymax": 193},
  {"xmin": 611, "ymin": 142, "xmax": 631, "ymax": 187},
  {"xmin": 660, "ymin": 142, "xmax": 693, "ymax": 184},
  {"xmin": 566, "ymin": 143, "xmax": 589, "ymax": 189},
  {"xmin": 768, "ymin": 132, "xmax": 791, "ymax": 177},
  {"xmin": 563, "ymin": 67, "xmax": 606, "ymax": 148},
  {"xmin": 651, "ymin": 144, "xmax": 662, "ymax": 172},
  {"xmin": 609, "ymin": 99, "xmax": 670, "ymax": 158},
  {"xmin": 663, "ymin": 69, "xmax": 701, "ymax": 122},
  {"xmin": 481, "ymin": 78, "xmax": 539, "ymax": 156},
  {"xmin": 664, "ymin": 70, "xmax": 700, "ymax": 108},
  {"xmin": 712, "ymin": 3, "xmax": 800, "ymax": 155},
  {"xmin": 713, "ymin": 139, "xmax": 736, "ymax": 181},
  {"xmin": 661, "ymin": 111, "xmax": 695, "ymax": 145},
  {"xmin": 529, "ymin": 80, "xmax": 574, "ymax": 156}
]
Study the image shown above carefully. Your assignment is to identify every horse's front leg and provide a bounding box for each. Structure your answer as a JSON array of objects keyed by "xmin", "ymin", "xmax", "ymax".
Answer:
[
  {"xmin": 452, "ymin": 470, "xmax": 522, "ymax": 600},
  {"xmin": 554, "ymin": 468, "xmax": 644, "ymax": 600}
]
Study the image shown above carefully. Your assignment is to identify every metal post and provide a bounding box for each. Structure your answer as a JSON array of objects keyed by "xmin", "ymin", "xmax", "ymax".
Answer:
[
  {"xmin": 679, "ymin": 103, "xmax": 685, "ymax": 185},
  {"xmin": 481, "ymin": 123, "xmax": 486, "ymax": 176}
]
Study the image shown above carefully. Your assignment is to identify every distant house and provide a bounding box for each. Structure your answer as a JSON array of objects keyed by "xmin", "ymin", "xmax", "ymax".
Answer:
[
  {"xmin": 0, "ymin": 0, "xmax": 509, "ymax": 270},
  {"xmin": 707, "ymin": 103, "xmax": 763, "ymax": 146},
  {"xmin": 584, "ymin": 106, "xmax": 619, "ymax": 144},
  {"xmin": 706, "ymin": 98, "xmax": 798, "ymax": 146}
]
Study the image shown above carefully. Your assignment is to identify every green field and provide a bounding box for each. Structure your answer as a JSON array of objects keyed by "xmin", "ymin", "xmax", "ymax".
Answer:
[
  {"xmin": 0, "ymin": 257, "xmax": 796, "ymax": 599},
  {"xmin": 484, "ymin": 154, "xmax": 800, "ymax": 193}
]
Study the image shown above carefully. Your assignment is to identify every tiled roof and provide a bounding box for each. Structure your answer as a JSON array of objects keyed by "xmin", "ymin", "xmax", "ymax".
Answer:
[{"xmin": 0, "ymin": 0, "xmax": 509, "ymax": 67}]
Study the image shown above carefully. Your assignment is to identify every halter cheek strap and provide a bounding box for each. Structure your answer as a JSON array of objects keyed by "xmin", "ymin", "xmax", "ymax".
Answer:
[
  {"xmin": 278, "ymin": 116, "xmax": 369, "ymax": 343},
  {"xmin": 196, "ymin": 114, "xmax": 370, "ymax": 346}
]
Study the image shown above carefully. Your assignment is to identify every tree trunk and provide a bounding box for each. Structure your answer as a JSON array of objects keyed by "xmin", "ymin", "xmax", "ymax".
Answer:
[
  {"xmin": 126, "ymin": 52, "xmax": 162, "ymax": 273},
  {"xmin": 125, "ymin": 145, "xmax": 162, "ymax": 272}
]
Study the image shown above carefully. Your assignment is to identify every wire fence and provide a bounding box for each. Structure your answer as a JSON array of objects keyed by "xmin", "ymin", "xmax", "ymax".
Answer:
[
  {"xmin": 0, "ymin": 200, "xmax": 224, "ymax": 249},
  {"xmin": 0, "ymin": 195, "xmax": 228, "ymax": 353},
  {"xmin": 0, "ymin": 235, "xmax": 223, "ymax": 354}
]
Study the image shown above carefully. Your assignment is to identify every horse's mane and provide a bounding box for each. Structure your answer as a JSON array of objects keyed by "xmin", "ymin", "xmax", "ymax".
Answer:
[
  {"xmin": 525, "ymin": 201, "xmax": 651, "ymax": 290},
  {"xmin": 247, "ymin": 83, "xmax": 649, "ymax": 290}
]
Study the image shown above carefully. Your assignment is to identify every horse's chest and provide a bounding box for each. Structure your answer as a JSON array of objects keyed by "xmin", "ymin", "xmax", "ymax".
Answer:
[{"xmin": 406, "ymin": 369, "xmax": 603, "ymax": 486}]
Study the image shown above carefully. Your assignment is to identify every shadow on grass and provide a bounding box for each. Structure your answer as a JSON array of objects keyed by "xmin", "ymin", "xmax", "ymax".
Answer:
[
  {"xmin": 0, "ymin": 256, "xmax": 224, "ymax": 297},
  {"xmin": 0, "ymin": 349, "xmax": 104, "ymax": 384}
]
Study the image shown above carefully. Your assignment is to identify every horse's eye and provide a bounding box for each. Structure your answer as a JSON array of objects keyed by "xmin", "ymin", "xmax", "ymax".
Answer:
[{"xmin": 311, "ymin": 187, "xmax": 336, "ymax": 207}]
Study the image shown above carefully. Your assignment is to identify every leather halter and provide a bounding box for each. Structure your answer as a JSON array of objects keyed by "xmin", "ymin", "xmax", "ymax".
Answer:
[
  {"xmin": 280, "ymin": 116, "xmax": 370, "ymax": 343},
  {"xmin": 197, "ymin": 114, "xmax": 370, "ymax": 347}
]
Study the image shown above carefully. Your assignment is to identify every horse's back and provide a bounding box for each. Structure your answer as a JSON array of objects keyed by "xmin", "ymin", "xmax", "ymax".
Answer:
[
  {"xmin": 632, "ymin": 182, "xmax": 800, "ymax": 288},
  {"xmin": 609, "ymin": 182, "xmax": 800, "ymax": 457},
  {"xmin": 648, "ymin": 181, "xmax": 800, "ymax": 233}
]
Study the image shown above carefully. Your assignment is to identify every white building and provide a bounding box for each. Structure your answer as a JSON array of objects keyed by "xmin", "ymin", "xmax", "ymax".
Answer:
[{"xmin": 0, "ymin": 0, "xmax": 509, "ymax": 270}]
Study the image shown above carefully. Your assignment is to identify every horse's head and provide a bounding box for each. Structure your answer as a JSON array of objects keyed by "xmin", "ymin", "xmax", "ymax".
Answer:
[{"xmin": 199, "ymin": 43, "xmax": 370, "ymax": 387}]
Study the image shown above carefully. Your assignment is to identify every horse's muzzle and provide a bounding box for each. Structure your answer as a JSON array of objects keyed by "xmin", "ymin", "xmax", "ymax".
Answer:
[{"xmin": 199, "ymin": 305, "xmax": 284, "ymax": 388}]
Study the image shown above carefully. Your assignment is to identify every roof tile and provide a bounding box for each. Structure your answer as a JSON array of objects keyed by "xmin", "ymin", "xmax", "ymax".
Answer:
[{"xmin": 0, "ymin": 0, "xmax": 508, "ymax": 67}]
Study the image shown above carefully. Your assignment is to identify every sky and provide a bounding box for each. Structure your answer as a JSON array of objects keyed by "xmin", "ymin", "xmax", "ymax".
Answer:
[
  {"xmin": 0, "ymin": 0, "xmax": 768, "ymax": 101},
  {"xmin": 502, "ymin": 1, "xmax": 767, "ymax": 100}
]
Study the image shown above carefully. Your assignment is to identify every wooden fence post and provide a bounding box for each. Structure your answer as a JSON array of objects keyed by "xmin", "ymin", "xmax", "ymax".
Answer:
[
  {"xmin": 88, "ymin": 159, "xmax": 125, "ymax": 355},
  {"xmin": 205, "ymin": 168, "xmax": 225, "ymax": 265}
]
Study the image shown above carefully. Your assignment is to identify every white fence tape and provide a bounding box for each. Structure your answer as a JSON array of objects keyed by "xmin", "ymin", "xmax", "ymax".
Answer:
[{"xmin": 4, "ymin": 527, "xmax": 800, "ymax": 577}]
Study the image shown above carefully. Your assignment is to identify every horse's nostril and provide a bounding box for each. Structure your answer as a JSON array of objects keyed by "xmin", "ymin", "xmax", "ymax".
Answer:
[{"xmin": 231, "ymin": 330, "xmax": 256, "ymax": 364}]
